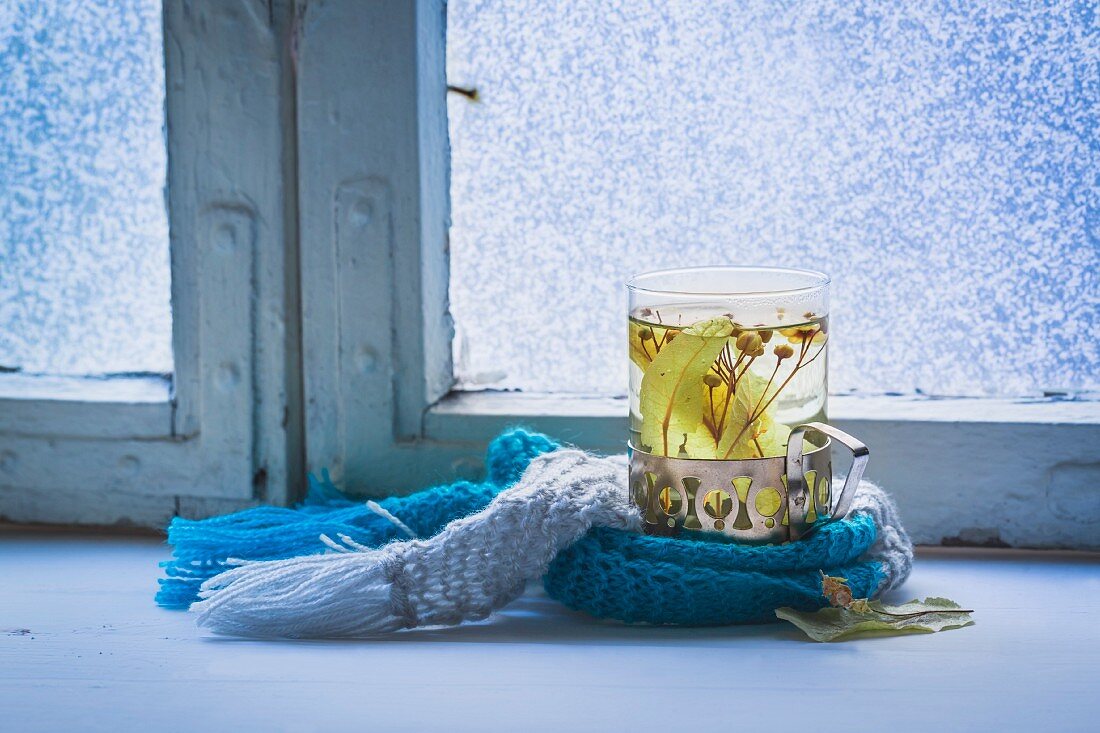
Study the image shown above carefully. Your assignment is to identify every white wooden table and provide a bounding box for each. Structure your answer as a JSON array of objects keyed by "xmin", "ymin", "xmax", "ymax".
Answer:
[{"xmin": 2, "ymin": 530, "xmax": 1097, "ymax": 732}]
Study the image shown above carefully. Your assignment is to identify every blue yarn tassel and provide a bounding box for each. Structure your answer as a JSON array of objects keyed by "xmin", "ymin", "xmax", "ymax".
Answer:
[{"xmin": 156, "ymin": 429, "xmax": 558, "ymax": 608}]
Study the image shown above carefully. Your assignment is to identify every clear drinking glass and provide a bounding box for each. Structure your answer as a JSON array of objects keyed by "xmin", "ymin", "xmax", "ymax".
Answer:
[{"xmin": 627, "ymin": 266, "xmax": 830, "ymax": 460}]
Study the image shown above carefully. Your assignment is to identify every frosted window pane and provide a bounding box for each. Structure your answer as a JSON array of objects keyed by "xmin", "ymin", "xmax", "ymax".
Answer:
[
  {"xmin": 447, "ymin": 1, "xmax": 1099, "ymax": 397},
  {"xmin": 0, "ymin": 0, "xmax": 171, "ymax": 376}
]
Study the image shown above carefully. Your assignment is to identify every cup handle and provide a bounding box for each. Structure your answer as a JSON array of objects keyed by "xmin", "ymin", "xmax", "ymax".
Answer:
[{"xmin": 786, "ymin": 422, "xmax": 870, "ymax": 541}]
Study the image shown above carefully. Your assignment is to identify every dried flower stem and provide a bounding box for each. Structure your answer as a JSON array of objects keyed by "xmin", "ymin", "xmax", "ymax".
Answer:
[
  {"xmin": 870, "ymin": 608, "xmax": 975, "ymax": 619},
  {"xmin": 718, "ymin": 330, "xmax": 826, "ymax": 458},
  {"xmin": 720, "ymin": 354, "xmax": 755, "ymax": 434}
]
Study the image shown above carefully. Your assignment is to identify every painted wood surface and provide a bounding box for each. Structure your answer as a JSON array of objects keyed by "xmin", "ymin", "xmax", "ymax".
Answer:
[
  {"xmin": 0, "ymin": 1, "xmax": 302, "ymax": 527},
  {"xmin": 1, "ymin": 531, "xmax": 1097, "ymax": 732},
  {"xmin": 163, "ymin": 0, "xmax": 299, "ymax": 499},
  {"xmin": 298, "ymin": 0, "xmax": 453, "ymax": 491},
  {"xmin": 0, "ymin": 374, "xmax": 171, "ymax": 440}
]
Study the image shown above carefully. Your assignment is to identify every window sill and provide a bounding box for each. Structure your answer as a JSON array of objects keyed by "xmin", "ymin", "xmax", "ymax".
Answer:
[
  {"xmin": 0, "ymin": 372, "xmax": 173, "ymax": 440},
  {"xmin": 2, "ymin": 530, "xmax": 1097, "ymax": 731},
  {"xmin": 426, "ymin": 391, "xmax": 1100, "ymax": 550},
  {"xmin": 0, "ymin": 372, "xmax": 171, "ymax": 403}
]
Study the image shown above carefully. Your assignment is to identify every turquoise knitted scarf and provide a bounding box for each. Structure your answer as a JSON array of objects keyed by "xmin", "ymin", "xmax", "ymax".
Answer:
[{"xmin": 158, "ymin": 429, "xmax": 900, "ymax": 626}]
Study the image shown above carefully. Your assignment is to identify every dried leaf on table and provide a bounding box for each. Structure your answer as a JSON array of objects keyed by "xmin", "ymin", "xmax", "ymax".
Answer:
[
  {"xmin": 776, "ymin": 573, "xmax": 974, "ymax": 642},
  {"xmin": 776, "ymin": 597, "xmax": 975, "ymax": 642}
]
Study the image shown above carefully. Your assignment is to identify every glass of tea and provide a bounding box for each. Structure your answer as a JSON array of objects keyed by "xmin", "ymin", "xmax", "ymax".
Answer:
[{"xmin": 627, "ymin": 266, "xmax": 866, "ymax": 544}]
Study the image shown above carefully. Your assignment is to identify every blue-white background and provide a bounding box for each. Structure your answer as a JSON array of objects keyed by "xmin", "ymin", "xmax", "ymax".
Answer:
[
  {"xmin": 448, "ymin": 0, "xmax": 1099, "ymax": 397},
  {"xmin": 0, "ymin": 0, "xmax": 169, "ymax": 376}
]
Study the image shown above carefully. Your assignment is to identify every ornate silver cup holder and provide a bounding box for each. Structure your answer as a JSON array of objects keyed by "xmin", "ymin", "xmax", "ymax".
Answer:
[{"xmin": 629, "ymin": 422, "xmax": 869, "ymax": 544}]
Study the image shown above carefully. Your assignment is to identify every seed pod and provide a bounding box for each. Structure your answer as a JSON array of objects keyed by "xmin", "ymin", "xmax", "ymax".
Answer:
[
  {"xmin": 639, "ymin": 328, "xmax": 654, "ymax": 342},
  {"xmin": 703, "ymin": 374, "xmax": 722, "ymax": 388},
  {"xmin": 774, "ymin": 344, "xmax": 795, "ymax": 360},
  {"xmin": 734, "ymin": 332, "xmax": 755, "ymax": 352},
  {"xmin": 758, "ymin": 329, "xmax": 773, "ymax": 343},
  {"xmin": 736, "ymin": 331, "xmax": 765, "ymax": 357}
]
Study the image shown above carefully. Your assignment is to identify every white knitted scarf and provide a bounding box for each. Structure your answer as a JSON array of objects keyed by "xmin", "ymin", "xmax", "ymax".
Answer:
[{"xmin": 192, "ymin": 449, "xmax": 912, "ymax": 637}]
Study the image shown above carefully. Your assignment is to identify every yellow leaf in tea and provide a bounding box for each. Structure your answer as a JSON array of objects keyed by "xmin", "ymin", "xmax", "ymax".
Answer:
[
  {"xmin": 714, "ymin": 366, "xmax": 778, "ymax": 459},
  {"xmin": 755, "ymin": 420, "xmax": 792, "ymax": 457},
  {"xmin": 687, "ymin": 371, "xmax": 759, "ymax": 459},
  {"xmin": 639, "ymin": 316, "xmax": 733, "ymax": 457}
]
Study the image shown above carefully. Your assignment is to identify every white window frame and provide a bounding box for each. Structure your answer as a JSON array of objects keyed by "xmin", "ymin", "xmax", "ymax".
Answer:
[
  {"xmin": 298, "ymin": 0, "xmax": 1100, "ymax": 551},
  {"xmin": 0, "ymin": 1, "xmax": 301, "ymax": 526},
  {"xmin": 3, "ymin": 1, "xmax": 1097, "ymax": 551}
]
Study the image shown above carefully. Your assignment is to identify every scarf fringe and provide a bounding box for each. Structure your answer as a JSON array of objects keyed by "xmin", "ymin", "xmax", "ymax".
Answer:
[{"xmin": 155, "ymin": 430, "xmax": 558, "ymax": 608}]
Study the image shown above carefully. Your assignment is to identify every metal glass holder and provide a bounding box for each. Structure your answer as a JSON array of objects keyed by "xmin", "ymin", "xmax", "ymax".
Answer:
[{"xmin": 629, "ymin": 422, "xmax": 869, "ymax": 544}]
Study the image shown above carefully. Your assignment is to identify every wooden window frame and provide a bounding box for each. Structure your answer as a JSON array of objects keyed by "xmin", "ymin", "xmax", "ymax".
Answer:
[
  {"xmin": 3, "ymin": 1, "xmax": 1097, "ymax": 551},
  {"xmin": 298, "ymin": 0, "xmax": 1100, "ymax": 551},
  {"xmin": 0, "ymin": 1, "xmax": 301, "ymax": 526}
]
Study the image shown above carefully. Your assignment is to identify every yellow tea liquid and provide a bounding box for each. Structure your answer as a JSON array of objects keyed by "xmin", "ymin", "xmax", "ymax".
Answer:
[{"xmin": 628, "ymin": 307, "xmax": 827, "ymax": 459}]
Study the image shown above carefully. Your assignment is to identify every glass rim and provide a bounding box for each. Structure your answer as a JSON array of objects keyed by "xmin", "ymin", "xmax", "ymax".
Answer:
[{"xmin": 626, "ymin": 265, "xmax": 830, "ymax": 297}]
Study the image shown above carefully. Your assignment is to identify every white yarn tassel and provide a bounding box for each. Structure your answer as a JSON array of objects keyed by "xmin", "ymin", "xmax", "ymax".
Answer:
[{"xmin": 192, "ymin": 450, "xmax": 641, "ymax": 637}]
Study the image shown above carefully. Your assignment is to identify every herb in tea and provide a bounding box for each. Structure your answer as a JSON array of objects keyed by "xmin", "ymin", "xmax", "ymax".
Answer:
[{"xmin": 629, "ymin": 310, "xmax": 828, "ymax": 459}]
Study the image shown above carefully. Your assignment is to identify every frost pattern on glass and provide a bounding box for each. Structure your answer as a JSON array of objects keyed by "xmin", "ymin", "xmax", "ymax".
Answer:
[
  {"xmin": 0, "ymin": 0, "xmax": 171, "ymax": 376},
  {"xmin": 447, "ymin": 1, "xmax": 1099, "ymax": 397}
]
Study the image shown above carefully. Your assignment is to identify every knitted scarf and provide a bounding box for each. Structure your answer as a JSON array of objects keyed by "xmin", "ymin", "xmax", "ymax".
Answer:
[{"xmin": 157, "ymin": 430, "xmax": 913, "ymax": 637}]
